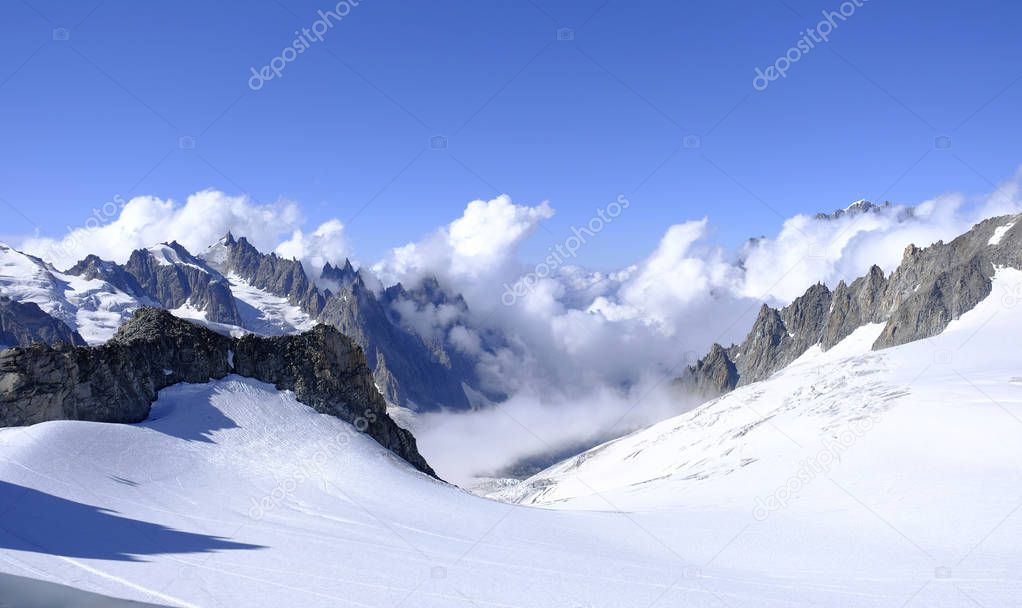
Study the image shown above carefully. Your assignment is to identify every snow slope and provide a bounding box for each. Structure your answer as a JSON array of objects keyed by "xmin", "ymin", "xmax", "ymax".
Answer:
[
  {"xmin": 166, "ymin": 275, "xmax": 315, "ymax": 338},
  {"xmin": 0, "ymin": 378, "xmax": 708, "ymax": 608},
  {"xmin": 0, "ymin": 274, "xmax": 1021, "ymax": 606},
  {"xmin": 227, "ymin": 273, "xmax": 316, "ymax": 336}
]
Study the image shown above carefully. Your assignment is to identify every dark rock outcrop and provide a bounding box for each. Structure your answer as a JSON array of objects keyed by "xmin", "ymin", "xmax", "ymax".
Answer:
[
  {"xmin": 0, "ymin": 308, "xmax": 434, "ymax": 476},
  {"xmin": 821, "ymin": 265, "xmax": 887, "ymax": 349},
  {"xmin": 0, "ymin": 297, "xmax": 86, "ymax": 348},
  {"xmin": 734, "ymin": 305, "xmax": 792, "ymax": 385},
  {"xmin": 232, "ymin": 328, "xmax": 432, "ymax": 474},
  {"xmin": 779, "ymin": 282, "xmax": 832, "ymax": 357},
  {"xmin": 673, "ymin": 343, "xmax": 739, "ymax": 400}
]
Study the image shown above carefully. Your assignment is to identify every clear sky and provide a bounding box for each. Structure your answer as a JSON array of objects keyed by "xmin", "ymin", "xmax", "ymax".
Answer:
[{"xmin": 2, "ymin": 0, "xmax": 1021, "ymax": 268}]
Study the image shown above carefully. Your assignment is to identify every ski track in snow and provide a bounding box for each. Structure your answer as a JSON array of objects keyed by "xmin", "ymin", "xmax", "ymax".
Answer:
[{"xmin": 0, "ymin": 272, "xmax": 1021, "ymax": 605}]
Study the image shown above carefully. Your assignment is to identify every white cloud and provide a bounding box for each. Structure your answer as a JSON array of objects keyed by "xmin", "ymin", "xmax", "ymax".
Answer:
[
  {"xmin": 18, "ymin": 190, "xmax": 351, "ymax": 276},
  {"xmin": 446, "ymin": 195, "xmax": 554, "ymax": 276},
  {"xmin": 414, "ymin": 379, "xmax": 691, "ymax": 487},
  {"xmin": 275, "ymin": 218, "xmax": 351, "ymax": 282},
  {"xmin": 373, "ymin": 194, "xmax": 553, "ymax": 290},
  {"xmin": 20, "ymin": 190, "xmax": 304, "ymax": 269}
]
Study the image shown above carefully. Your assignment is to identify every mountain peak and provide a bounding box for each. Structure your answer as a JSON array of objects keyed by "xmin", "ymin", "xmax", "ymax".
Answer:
[
  {"xmin": 814, "ymin": 199, "xmax": 890, "ymax": 221},
  {"xmin": 321, "ymin": 258, "xmax": 359, "ymax": 289}
]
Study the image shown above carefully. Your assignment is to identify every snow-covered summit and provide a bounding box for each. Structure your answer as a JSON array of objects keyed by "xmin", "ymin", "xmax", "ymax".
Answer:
[
  {"xmin": 0, "ymin": 243, "xmax": 139, "ymax": 343},
  {"xmin": 813, "ymin": 198, "xmax": 891, "ymax": 220}
]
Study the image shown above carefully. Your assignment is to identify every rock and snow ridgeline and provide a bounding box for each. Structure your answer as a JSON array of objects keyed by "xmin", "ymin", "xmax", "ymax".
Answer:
[{"xmin": 677, "ymin": 213, "xmax": 1022, "ymax": 398}]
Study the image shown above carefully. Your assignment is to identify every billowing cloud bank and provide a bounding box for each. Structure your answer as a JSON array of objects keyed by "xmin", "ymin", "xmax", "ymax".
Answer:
[
  {"xmin": 374, "ymin": 173, "xmax": 1022, "ymax": 482},
  {"xmin": 20, "ymin": 189, "xmax": 351, "ymax": 282},
  {"xmin": 15, "ymin": 171, "xmax": 1022, "ymax": 483}
]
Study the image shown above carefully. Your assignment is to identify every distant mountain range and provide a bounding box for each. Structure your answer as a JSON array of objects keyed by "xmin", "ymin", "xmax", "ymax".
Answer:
[
  {"xmin": 0, "ymin": 235, "xmax": 503, "ymax": 412},
  {"xmin": 676, "ymin": 212, "xmax": 1022, "ymax": 400}
]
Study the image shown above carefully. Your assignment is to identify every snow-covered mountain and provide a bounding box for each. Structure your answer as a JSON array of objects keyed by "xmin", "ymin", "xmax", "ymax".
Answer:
[
  {"xmin": 496, "ymin": 267, "xmax": 1022, "ymax": 507},
  {"xmin": 0, "ymin": 235, "xmax": 498, "ymax": 412},
  {"xmin": 0, "ymin": 243, "xmax": 141, "ymax": 344},
  {"xmin": 676, "ymin": 213, "xmax": 1022, "ymax": 399}
]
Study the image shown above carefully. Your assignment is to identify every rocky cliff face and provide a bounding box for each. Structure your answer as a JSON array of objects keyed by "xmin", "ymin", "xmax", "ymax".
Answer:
[
  {"xmin": 65, "ymin": 254, "xmax": 145, "ymax": 298},
  {"xmin": 820, "ymin": 264, "xmax": 888, "ymax": 350},
  {"xmin": 0, "ymin": 297, "xmax": 86, "ymax": 349},
  {"xmin": 381, "ymin": 277, "xmax": 507, "ymax": 406},
  {"xmin": 125, "ymin": 243, "xmax": 241, "ymax": 325},
  {"xmin": 871, "ymin": 214, "xmax": 1021, "ymax": 347},
  {"xmin": 319, "ymin": 275, "xmax": 473, "ymax": 411},
  {"xmin": 0, "ymin": 308, "xmax": 434, "ymax": 476},
  {"xmin": 676, "ymin": 213, "xmax": 1022, "ymax": 398},
  {"xmin": 672, "ymin": 343, "xmax": 739, "ymax": 400},
  {"xmin": 320, "ymin": 259, "xmax": 359, "ymax": 291}
]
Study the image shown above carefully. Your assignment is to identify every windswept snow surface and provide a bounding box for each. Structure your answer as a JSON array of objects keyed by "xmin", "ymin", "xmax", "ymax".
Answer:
[
  {"xmin": 146, "ymin": 244, "xmax": 208, "ymax": 273},
  {"xmin": 1, "ymin": 275, "xmax": 1021, "ymax": 605},
  {"xmin": 226, "ymin": 274, "xmax": 316, "ymax": 336}
]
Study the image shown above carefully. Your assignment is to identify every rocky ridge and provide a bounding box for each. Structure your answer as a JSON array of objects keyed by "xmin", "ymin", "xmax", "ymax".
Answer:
[
  {"xmin": 204, "ymin": 233, "xmax": 325, "ymax": 316},
  {"xmin": 678, "ymin": 213, "xmax": 1022, "ymax": 398},
  {"xmin": 1, "ymin": 236, "xmax": 494, "ymax": 411},
  {"xmin": 124, "ymin": 243, "xmax": 241, "ymax": 325},
  {"xmin": 0, "ymin": 308, "xmax": 434, "ymax": 476},
  {"xmin": 202, "ymin": 233, "xmax": 488, "ymax": 411},
  {"xmin": 319, "ymin": 273, "xmax": 474, "ymax": 410}
]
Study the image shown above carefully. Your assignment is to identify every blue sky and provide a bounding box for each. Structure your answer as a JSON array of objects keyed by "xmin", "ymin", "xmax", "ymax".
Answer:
[{"xmin": 1, "ymin": 0, "xmax": 1020, "ymax": 268}]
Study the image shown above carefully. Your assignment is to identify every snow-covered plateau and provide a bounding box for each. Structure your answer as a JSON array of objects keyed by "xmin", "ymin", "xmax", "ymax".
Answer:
[{"xmin": 0, "ymin": 271, "xmax": 1021, "ymax": 606}]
